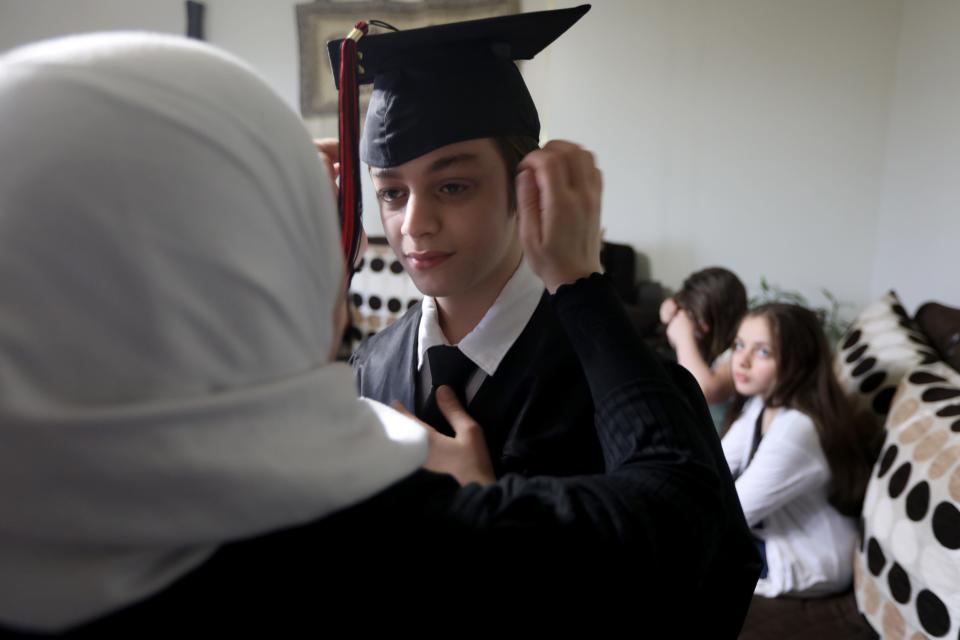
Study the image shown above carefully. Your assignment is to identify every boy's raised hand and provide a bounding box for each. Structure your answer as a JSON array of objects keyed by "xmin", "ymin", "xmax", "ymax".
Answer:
[{"xmin": 516, "ymin": 140, "xmax": 603, "ymax": 293}]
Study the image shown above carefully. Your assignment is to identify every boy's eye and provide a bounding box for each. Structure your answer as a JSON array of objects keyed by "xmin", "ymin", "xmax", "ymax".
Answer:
[
  {"xmin": 733, "ymin": 340, "xmax": 745, "ymax": 351},
  {"xmin": 438, "ymin": 182, "xmax": 469, "ymax": 196},
  {"xmin": 757, "ymin": 348, "xmax": 771, "ymax": 358},
  {"xmin": 377, "ymin": 188, "xmax": 405, "ymax": 203}
]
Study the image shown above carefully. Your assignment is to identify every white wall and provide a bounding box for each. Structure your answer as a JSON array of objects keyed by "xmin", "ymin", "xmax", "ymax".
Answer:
[
  {"xmin": 0, "ymin": 0, "xmax": 302, "ymax": 107},
  {"xmin": 2, "ymin": 0, "xmax": 953, "ymax": 313},
  {"xmin": 871, "ymin": 0, "xmax": 960, "ymax": 311},
  {"xmin": 0, "ymin": 1, "xmax": 182, "ymax": 53},
  {"xmin": 523, "ymin": 0, "xmax": 902, "ymax": 312},
  {"xmin": 0, "ymin": 0, "xmax": 382, "ymax": 230}
]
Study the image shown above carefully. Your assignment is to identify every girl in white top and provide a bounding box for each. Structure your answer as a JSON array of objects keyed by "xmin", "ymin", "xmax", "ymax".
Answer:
[{"xmin": 722, "ymin": 304, "xmax": 877, "ymax": 598}]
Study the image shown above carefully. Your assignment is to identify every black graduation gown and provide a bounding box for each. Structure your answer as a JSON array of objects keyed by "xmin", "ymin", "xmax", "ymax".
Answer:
[
  {"xmin": 0, "ymin": 275, "xmax": 760, "ymax": 637},
  {"xmin": 350, "ymin": 291, "xmax": 605, "ymax": 478}
]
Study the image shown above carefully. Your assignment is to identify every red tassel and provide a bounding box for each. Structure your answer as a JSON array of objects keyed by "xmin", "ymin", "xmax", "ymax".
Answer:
[{"xmin": 338, "ymin": 21, "xmax": 368, "ymax": 273}]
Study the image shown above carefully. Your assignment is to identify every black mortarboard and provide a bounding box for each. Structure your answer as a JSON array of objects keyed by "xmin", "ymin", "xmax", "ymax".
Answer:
[
  {"xmin": 327, "ymin": 5, "xmax": 589, "ymax": 268},
  {"xmin": 328, "ymin": 4, "xmax": 589, "ymax": 168}
]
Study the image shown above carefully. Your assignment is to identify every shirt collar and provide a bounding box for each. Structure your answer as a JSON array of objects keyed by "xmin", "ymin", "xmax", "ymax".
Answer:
[{"xmin": 416, "ymin": 258, "xmax": 544, "ymax": 376}]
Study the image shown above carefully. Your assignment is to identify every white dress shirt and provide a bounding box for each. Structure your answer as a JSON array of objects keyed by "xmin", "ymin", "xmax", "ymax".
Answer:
[{"xmin": 416, "ymin": 259, "xmax": 544, "ymax": 408}]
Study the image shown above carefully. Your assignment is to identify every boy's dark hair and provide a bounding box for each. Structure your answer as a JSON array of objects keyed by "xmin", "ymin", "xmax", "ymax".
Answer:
[
  {"xmin": 674, "ymin": 267, "xmax": 747, "ymax": 364},
  {"xmin": 494, "ymin": 135, "xmax": 540, "ymax": 213}
]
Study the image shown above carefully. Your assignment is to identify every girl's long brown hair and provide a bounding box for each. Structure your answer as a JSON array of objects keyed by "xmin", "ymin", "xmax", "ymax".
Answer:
[
  {"xmin": 674, "ymin": 267, "xmax": 747, "ymax": 364},
  {"xmin": 722, "ymin": 303, "xmax": 881, "ymax": 516}
]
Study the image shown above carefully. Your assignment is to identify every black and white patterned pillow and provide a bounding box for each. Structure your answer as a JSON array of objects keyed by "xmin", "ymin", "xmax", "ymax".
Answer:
[
  {"xmin": 855, "ymin": 362, "xmax": 960, "ymax": 638},
  {"xmin": 835, "ymin": 291, "xmax": 940, "ymax": 422},
  {"xmin": 348, "ymin": 239, "xmax": 422, "ymax": 345}
]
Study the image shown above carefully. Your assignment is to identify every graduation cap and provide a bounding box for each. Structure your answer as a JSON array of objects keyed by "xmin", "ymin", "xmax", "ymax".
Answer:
[{"xmin": 328, "ymin": 4, "xmax": 590, "ymax": 270}]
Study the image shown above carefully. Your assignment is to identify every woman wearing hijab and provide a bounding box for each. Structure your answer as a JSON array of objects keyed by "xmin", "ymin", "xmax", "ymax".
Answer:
[{"xmin": 0, "ymin": 32, "xmax": 757, "ymax": 636}]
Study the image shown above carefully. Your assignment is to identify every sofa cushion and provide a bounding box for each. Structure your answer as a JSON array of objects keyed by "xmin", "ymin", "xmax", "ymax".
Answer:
[
  {"xmin": 738, "ymin": 591, "xmax": 876, "ymax": 640},
  {"xmin": 348, "ymin": 238, "xmax": 422, "ymax": 346},
  {"xmin": 835, "ymin": 291, "xmax": 940, "ymax": 423},
  {"xmin": 855, "ymin": 361, "xmax": 960, "ymax": 638},
  {"xmin": 916, "ymin": 302, "xmax": 960, "ymax": 373}
]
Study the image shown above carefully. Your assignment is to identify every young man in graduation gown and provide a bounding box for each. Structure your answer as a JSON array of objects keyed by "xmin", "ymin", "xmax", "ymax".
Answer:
[{"xmin": 343, "ymin": 6, "xmax": 606, "ymax": 478}]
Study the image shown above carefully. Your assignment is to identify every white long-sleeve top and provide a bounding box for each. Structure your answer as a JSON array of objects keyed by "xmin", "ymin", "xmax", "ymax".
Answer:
[{"xmin": 722, "ymin": 396, "xmax": 858, "ymax": 597}]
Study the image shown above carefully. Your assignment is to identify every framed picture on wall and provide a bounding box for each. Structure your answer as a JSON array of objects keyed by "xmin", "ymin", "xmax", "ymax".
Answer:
[{"xmin": 296, "ymin": 0, "xmax": 520, "ymax": 119}]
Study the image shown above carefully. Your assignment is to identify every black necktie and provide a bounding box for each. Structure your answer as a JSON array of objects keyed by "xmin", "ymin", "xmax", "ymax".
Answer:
[{"xmin": 420, "ymin": 345, "xmax": 476, "ymax": 437}]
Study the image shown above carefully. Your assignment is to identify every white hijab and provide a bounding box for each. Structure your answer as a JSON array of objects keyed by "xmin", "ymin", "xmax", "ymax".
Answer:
[{"xmin": 0, "ymin": 33, "xmax": 426, "ymax": 631}]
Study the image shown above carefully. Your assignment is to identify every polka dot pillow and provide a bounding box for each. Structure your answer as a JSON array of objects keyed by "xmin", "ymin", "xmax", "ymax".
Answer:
[
  {"xmin": 835, "ymin": 291, "xmax": 940, "ymax": 423},
  {"xmin": 855, "ymin": 361, "xmax": 960, "ymax": 639},
  {"xmin": 348, "ymin": 239, "xmax": 422, "ymax": 344}
]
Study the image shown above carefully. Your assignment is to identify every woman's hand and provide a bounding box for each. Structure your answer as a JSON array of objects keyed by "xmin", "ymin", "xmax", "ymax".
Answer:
[
  {"xmin": 392, "ymin": 386, "xmax": 495, "ymax": 487},
  {"xmin": 314, "ymin": 137, "xmax": 368, "ymax": 267},
  {"xmin": 516, "ymin": 140, "xmax": 603, "ymax": 293},
  {"xmin": 313, "ymin": 138, "xmax": 340, "ymax": 200}
]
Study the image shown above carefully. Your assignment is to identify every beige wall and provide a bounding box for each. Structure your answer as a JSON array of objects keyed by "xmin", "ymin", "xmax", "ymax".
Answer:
[{"xmin": 872, "ymin": 0, "xmax": 960, "ymax": 311}]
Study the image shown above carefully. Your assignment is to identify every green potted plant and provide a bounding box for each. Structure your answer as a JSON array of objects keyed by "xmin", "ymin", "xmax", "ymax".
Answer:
[{"xmin": 750, "ymin": 278, "xmax": 850, "ymax": 347}]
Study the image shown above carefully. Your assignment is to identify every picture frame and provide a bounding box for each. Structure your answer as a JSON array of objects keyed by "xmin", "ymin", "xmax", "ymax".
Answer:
[{"xmin": 296, "ymin": 0, "xmax": 520, "ymax": 118}]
